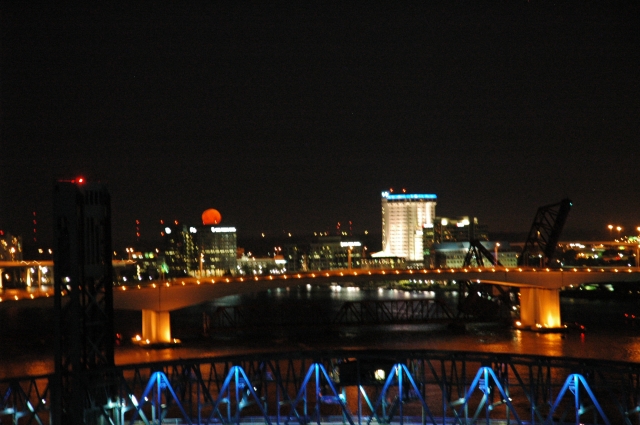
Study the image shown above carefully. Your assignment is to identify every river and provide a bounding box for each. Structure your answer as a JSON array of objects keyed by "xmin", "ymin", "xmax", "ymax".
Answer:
[{"xmin": 0, "ymin": 285, "xmax": 639, "ymax": 379}]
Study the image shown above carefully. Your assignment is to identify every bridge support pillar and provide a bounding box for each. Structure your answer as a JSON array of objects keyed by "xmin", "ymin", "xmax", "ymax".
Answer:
[
  {"xmin": 519, "ymin": 287, "xmax": 562, "ymax": 330},
  {"xmin": 141, "ymin": 310, "xmax": 172, "ymax": 344}
]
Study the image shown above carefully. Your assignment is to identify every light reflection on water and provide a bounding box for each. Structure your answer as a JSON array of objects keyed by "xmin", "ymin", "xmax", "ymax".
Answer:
[{"xmin": 1, "ymin": 286, "xmax": 639, "ymax": 380}]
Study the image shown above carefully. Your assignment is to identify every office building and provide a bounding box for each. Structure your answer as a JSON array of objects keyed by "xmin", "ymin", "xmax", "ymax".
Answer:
[
  {"xmin": 237, "ymin": 254, "xmax": 287, "ymax": 275},
  {"xmin": 195, "ymin": 225, "xmax": 238, "ymax": 276},
  {"xmin": 308, "ymin": 236, "xmax": 363, "ymax": 270},
  {"xmin": 433, "ymin": 241, "xmax": 518, "ymax": 268},
  {"xmin": 163, "ymin": 224, "xmax": 197, "ymax": 277},
  {"xmin": 163, "ymin": 221, "xmax": 238, "ymax": 277},
  {"xmin": 430, "ymin": 216, "xmax": 489, "ymax": 244},
  {"xmin": 378, "ymin": 191, "xmax": 437, "ymax": 263},
  {"xmin": 0, "ymin": 233, "xmax": 22, "ymax": 261},
  {"xmin": 284, "ymin": 244, "xmax": 307, "ymax": 272}
]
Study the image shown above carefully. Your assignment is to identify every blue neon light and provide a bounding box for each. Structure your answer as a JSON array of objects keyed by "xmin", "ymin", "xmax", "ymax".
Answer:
[{"xmin": 381, "ymin": 192, "xmax": 437, "ymax": 200}]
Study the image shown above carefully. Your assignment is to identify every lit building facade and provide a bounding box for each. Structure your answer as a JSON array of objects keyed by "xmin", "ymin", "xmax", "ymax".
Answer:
[
  {"xmin": 163, "ymin": 225, "xmax": 197, "ymax": 277},
  {"xmin": 237, "ymin": 255, "xmax": 287, "ymax": 275},
  {"xmin": 195, "ymin": 226, "xmax": 237, "ymax": 276},
  {"xmin": 163, "ymin": 225, "xmax": 238, "ymax": 277},
  {"xmin": 308, "ymin": 236, "xmax": 363, "ymax": 270},
  {"xmin": 284, "ymin": 244, "xmax": 307, "ymax": 272},
  {"xmin": 423, "ymin": 216, "xmax": 489, "ymax": 267},
  {"xmin": 430, "ymin": 216, "xmax": 488, "ymax": 243},
  {"xmin": 380, "ymin": 191, "xmax": 437, "ymax": 263},
  {"xmin": 433, "ymin": 241, "xmax": 518, "ymax": 268},
  {"xmin": 0, "ymin": 233, "xmax": 22, "ymax": 261}
]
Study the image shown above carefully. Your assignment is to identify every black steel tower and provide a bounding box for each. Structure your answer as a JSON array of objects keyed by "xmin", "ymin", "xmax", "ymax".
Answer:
[
  {"xmin": 518, "ymin": 198, "xmax": 572, "ymax": 267},
  {"xmin": 53, "ymin": 179, "xmax": 115, "ymax": 424}
]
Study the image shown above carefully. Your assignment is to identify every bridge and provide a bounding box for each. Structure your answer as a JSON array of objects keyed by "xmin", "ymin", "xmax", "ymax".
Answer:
[
  {"xmin": 84, "ymin": 266, "xmax": 640, "ymax": 344},
  {"xmin": 2, "ymin": 348, "xmax": 639, "ymax": 425},
  {"xmin": 3, "ymin": 263, "xmax": 640, "ymax": 343}
]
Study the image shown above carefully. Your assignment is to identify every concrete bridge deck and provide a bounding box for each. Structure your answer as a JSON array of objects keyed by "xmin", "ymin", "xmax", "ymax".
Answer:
[
  {"xmin": 3, "ymin": 266, "xmax": 639, "ymax": 343},
  {"xmin": 111, "ymin": 266, "xmax": 640, "ymax": 311}
]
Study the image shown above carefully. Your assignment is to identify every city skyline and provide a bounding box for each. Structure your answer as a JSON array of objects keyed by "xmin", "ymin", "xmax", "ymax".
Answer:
[
  {"xmin": 3, "ymin": 183, "xmax": 638, "ymax": 257},
  {"xmin": 2, "ymin": 3, "xmax": 639, "ymax": 248}
]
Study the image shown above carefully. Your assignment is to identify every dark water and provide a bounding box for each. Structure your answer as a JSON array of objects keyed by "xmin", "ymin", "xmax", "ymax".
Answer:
[{"xmin": 1, "ymin": 285, "xmax": 639, "ymax": 379}]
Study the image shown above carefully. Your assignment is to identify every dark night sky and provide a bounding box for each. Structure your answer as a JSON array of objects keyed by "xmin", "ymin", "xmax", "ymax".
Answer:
[{"xmin": 1, "ymin": 2, "xmax": 639, "ymax": 250}]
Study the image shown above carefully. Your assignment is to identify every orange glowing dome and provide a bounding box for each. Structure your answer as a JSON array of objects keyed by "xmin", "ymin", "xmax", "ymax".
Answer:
[{"xmin": 202, "ymin": 209, "xmax": 222, "ymax": 225}]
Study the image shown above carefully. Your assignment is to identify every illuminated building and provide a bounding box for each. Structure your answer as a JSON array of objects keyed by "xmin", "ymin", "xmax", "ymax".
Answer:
[
  {"xmin": 430, "ymin": 216, "xmax": 488, "ymax": 243},
  {"xmin": 237, "ymin": 254, "xmax": 287, "ymax": 275},
  {"xmin": 194, "ymin": 225, "xmax": 237, "ymax": 276},
  {"xmin": 115, "ymin": 248, "xmax": 164, "ymax": 282},
  {"xmin": 433, "ymin": 241, "xmax": 518, "ymax": 268},
  {"xmin": 308, "ymin": 236, "xmax": 363, "ymax": 270},
  {"xmin": 0, "ymin": 232, "xmax": 22, "ymax": 261},
  {"xmin": 378, "ymin": 191, "xmax": 437, "ymax": 263},
  {"xmin": 162, "ymin": 225, "xmax": 237, "ymax": 277},
  {"xmin": 0, "ymin": 233, "xmax": 25, "ymax": 288},
  {"xmin": 284, "ymin": 244, "xmax": 307, "ymax": 272},
  {"xmin": 284, "ymin": 236, "xmax": 364, "ymax": 271},
  {"xmin": 362, "ymin": 256, "xmax": 406, "ymax": 269},
  {"xmin": 163, "ymin": 225, "xmax": 197, "ymax": 277}
]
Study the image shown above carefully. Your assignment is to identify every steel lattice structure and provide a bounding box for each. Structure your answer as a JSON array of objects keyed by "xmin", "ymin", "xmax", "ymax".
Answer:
[
  {"xmin": 205, "ymin": 299, "xmax": 457, "ymax": 331},
  {"xmin": 518, "ymin": 199, "xmax": 572, "ymax": 267},
  {"xmin": 53, "ymin": 180, "xmax": 116, "ymax": 424},
  {"xmin": 1, "ymin": 349, "xmax": 640, "ymax": 424}
]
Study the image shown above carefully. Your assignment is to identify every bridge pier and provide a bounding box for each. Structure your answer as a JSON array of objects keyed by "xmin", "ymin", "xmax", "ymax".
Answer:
[
  {"xmin": 519, "ymin": 287, "xmax": 562, "ymax": 330},
  {"xmin": 141, "ymin": 309, "xmax": 172, "ymax": 344}
]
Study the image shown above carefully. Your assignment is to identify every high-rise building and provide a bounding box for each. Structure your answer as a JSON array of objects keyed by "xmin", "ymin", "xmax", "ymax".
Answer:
[
  {"xmin": 163, "ymin": 224, "xmax": 197, "ymax": 277},
  {"xmin": 162, "ymin": 224, "xmax": 238, "ymax": 277},
  {"xmin": 380, "ymin": 191, "xmax": 437, "ymax": 262},
  {"xmin": 195, "ymin": 225, "xmax": 237, "ymax": 276}
]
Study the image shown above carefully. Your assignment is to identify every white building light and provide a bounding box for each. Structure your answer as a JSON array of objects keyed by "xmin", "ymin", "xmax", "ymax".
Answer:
[
  {"xmin": 211, "ymin": 227, "xmax": 236, "ymax": 233},
  {"xmin": 381, "ymin": 191, "xmax": 437, "ymax": 262},
  {"xmin": 340, "ymin": 241, "xmax": 362, "ymax": 247}
]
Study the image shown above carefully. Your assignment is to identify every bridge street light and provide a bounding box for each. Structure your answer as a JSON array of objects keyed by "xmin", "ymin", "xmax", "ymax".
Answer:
[
  {"xmin": 616, "ymin": 226, "xmax": 623, "ymax": 240},
  {"xmin": 608, "ymin": 224, "xmax": 613, "ymax": 239}
]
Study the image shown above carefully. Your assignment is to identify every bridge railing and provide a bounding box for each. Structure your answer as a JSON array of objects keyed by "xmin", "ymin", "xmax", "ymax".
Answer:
[{"xmin": 2, "ymin": 350, "xmax": 640, "ymax": 425}]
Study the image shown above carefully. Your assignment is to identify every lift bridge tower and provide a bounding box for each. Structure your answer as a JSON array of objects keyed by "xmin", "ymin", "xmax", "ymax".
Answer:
[{"xmin": 53, "ymin": 178, "xmax": 115, "ymax": 425}]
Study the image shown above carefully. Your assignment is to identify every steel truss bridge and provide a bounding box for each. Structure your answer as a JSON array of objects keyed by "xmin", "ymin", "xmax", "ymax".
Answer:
[
  {"xmin": 205, "ymin": 299, "xmax": 463, "ymax": 332},
  {"xmin": 2, "ymin": 349, "xmax": 639, "ymax": 425}
]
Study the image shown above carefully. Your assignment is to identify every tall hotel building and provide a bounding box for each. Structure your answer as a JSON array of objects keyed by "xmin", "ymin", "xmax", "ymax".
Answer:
[{"xmin": 380, "ymin": 191, "xmax": 437, "ymax": 262}]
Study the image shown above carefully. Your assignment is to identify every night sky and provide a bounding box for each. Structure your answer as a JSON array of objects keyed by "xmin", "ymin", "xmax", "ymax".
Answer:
[{"xmin": 2, "ymin": 2, "xmax": 639, "ymax": 250}]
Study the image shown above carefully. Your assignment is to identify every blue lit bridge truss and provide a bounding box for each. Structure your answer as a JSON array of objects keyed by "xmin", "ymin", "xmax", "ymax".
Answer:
[{"xmin": 1, "ymin": 349, "xmax": 640, "ymax": 424}]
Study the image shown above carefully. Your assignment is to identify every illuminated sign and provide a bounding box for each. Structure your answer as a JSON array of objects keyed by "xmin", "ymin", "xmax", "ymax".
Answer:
[
  {"xmin": 211, "ymin": 227, "xmax": 236, "ymax": 233},
  {"xmin": 381, "ymin": 192, "xmax": 437, "ymax": 200},
  {"xmin": 340, "ymin": 241, "xmax": 362, "ymax": 247}
]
